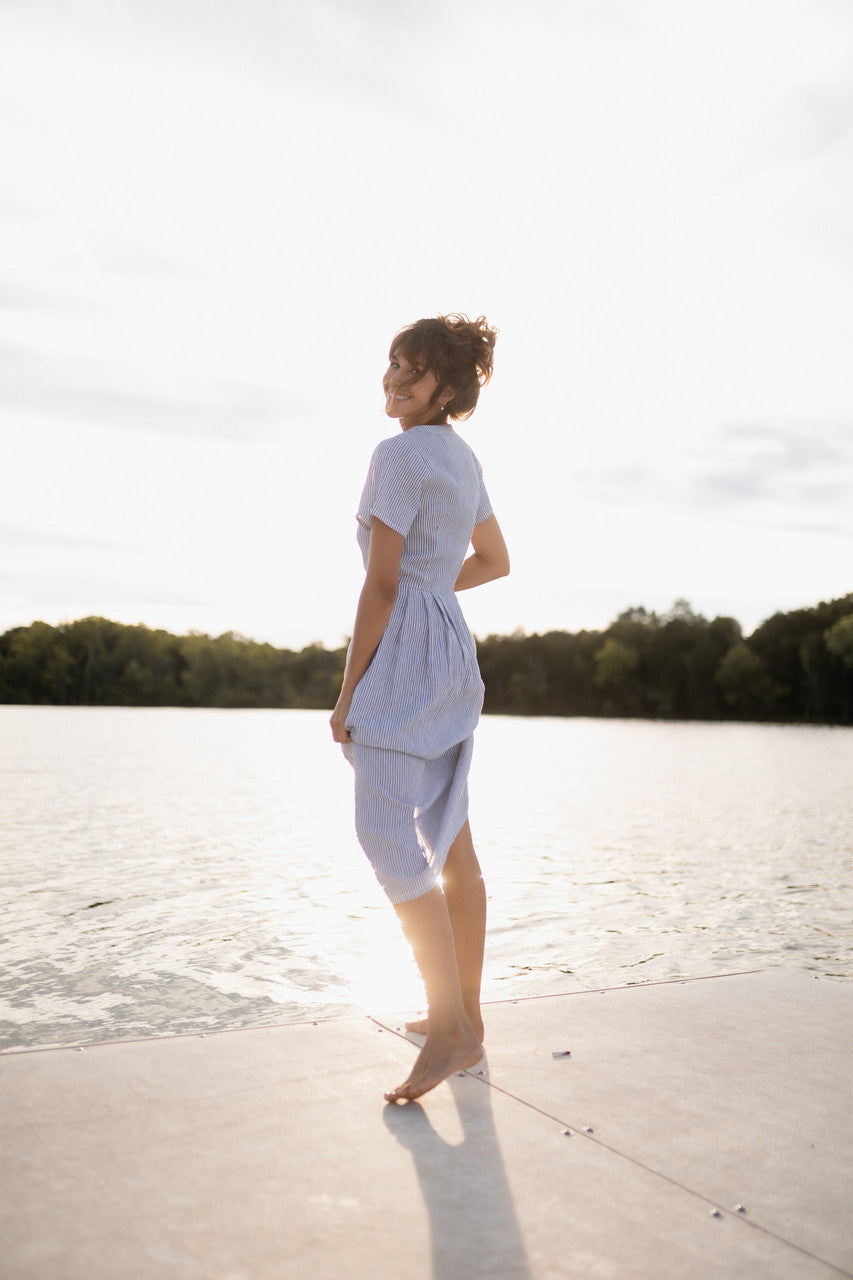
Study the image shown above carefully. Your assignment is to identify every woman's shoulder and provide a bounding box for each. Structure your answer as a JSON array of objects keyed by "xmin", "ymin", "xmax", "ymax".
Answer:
[
  {"xmin": 372, "ymin": 428, "xmax": 433, "ymax": 469},
  {"xmin": 365, "ymin": 431, "xmax": 433, "ymax": 491},
  {"xmin": 374, "ymin": 429, "xmax": 411, "ymax": 455},
  {"xmin": 371, "ymin": 425, "xmax": 482, "ymax": 478}
]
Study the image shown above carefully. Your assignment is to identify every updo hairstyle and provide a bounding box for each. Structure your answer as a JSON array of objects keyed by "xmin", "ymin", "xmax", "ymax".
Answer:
[{"xmin": 390, "ymin": 313, "xmax": 497, "ymax": 424}]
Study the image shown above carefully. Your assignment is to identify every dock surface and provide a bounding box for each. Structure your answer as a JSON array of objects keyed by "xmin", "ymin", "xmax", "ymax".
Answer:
[{"xmin": 3, "ymin": 969, "xmax": 851, "ymax": 1279}]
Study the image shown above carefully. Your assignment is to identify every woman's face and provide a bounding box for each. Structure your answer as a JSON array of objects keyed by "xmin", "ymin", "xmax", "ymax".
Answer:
[{"xmin": 383, "ymin": 349, "xmax": 446, "ymax": 429}]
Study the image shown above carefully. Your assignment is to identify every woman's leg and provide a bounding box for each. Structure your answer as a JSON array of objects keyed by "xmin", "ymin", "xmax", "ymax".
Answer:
[
  {"xmin": 384, "ymin": 884, "xmax": 483, "ymax": 1103},
  {"xmin": 405, "ymin": 820, "xmax": 487, "ymax": 1041}
]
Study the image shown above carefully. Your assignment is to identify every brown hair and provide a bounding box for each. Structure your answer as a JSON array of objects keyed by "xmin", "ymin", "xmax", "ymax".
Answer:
[{"xmin": 390, "ymin": 313, "xmax": 497, "ymax": 424}]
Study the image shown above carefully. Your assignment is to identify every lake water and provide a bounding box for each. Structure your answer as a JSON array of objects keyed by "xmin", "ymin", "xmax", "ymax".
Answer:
[{"xmin": 1, "ymin": 706, "xmax": 851, "ymax": 1052}]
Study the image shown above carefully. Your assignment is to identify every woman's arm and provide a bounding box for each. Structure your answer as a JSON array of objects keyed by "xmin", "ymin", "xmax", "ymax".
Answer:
[
  {"xmin": 454, "ymin": 514, "xmax": 510, "ymax": 592},
  {"xmin": 330, "ymin": 517, "xmax": 404, "ymax": 743}
]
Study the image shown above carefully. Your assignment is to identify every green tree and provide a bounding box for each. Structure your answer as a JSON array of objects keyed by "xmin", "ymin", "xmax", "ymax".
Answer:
[
  {"xmin": 594, "ymin": 636, "xmax": 639, "ymax": 688},
  {"xmin": 594, "ymin": 637, "xmax": 639, "ymax": 702},
  {"xmin": 824, "ymin": 613, "xmax": 853, "ymax": 721},
  {"xmin": 750, "ymin": 594, "xmax": 853, "ymax": 720},
  {"xmin": 824, "ymin": 614, "xmax": 853, "ymax": 667},
  {"xmin": 715, "ymin": 642, "xmax": 773, "ymax": 717}
]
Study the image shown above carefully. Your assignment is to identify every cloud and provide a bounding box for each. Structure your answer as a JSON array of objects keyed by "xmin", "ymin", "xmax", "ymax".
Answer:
[
  {"xmin": 0, "ymin": 523, "xmax": 134, "ymax": 554},
  {"xmin": 0, "ymin": 278, "xmax": 95, "ymax": 312},
  {"xmin": 765, "ymin": 73, "xmax": 853, "ymax": 163},
  {"xmin": 0, "ymin": 346, "xmax": 315, "ymax": 442},
  {"xmin": 692, "ymin": 421, "xmax": 850, "ymax": 498},
  {"xmin": 80, "ymin": 234, "xmax": 199, "ymax": 282},
  {"xmin": 575, "ymin": 420, "xmax": 853, "ymax": 536}
]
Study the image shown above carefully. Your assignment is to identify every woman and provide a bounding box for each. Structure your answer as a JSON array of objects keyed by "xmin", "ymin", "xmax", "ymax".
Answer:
[{"xmin": 330, "ymin": 313, "xmax": 509, "ymax": 1104}]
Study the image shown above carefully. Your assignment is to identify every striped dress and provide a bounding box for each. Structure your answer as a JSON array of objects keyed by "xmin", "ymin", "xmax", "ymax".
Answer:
[{"xmin": 342, "ymin": 422, "xmax": 493, "ymax": 904}]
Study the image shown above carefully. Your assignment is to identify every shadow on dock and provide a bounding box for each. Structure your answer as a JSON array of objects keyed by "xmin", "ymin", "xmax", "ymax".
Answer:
[{"xmin": 383, "ymin": 1057, "xmax": 530, "ymax": 1280}]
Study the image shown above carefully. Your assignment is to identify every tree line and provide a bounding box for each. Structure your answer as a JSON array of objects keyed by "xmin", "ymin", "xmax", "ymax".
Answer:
[
  {"xmin": 1, "ymin": 594, "xmax": 851, "ymax": 723},
  {"xmin": 0, "ymin": 619, "xmax": 342, "ymax": 711},
  {"xmin": 477, "ymin": 596, "xmax": 852, "ymax": 724}
]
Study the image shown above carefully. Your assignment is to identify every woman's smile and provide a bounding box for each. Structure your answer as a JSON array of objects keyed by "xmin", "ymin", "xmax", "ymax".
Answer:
[{"xmin": 383, "ymin": 353, "xmax": 444, "ymax": 429}]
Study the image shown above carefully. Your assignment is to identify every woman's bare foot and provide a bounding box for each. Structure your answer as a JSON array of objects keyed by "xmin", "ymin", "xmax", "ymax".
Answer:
[
  {"xmin": 405, "ymin": 1010, "xmax": 485, "ymax": 1043},
  {"xmin": 385, "ymin": 1027, "xmax": 483, "ymax": 1104}
]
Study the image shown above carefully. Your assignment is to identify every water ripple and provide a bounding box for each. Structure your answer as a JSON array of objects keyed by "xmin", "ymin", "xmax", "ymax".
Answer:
[{"xmin": 1, "ymin": 707, "xmax": 851, "ymax": 1050}]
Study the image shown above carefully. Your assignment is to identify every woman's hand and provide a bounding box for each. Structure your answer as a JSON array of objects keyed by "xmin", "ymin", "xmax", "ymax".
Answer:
[{"xmin": 330, "ymin": 692, "xmax": 353, "ymax": 744}]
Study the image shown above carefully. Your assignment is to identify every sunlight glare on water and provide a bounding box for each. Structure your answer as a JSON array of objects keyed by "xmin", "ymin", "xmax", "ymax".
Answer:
[{"xmin": 1, "ymin": 706, "xmax": 851, "ymax": 1051}]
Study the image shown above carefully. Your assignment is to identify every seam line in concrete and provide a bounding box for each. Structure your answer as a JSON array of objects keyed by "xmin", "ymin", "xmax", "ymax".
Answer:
[
  {"xmin": 480, "ymin": 967, "xmax": 767, "ymax": 1006},
  {"xmin": 372, "ymin": 1004, "xmax": 853, "ymax": 1280}
]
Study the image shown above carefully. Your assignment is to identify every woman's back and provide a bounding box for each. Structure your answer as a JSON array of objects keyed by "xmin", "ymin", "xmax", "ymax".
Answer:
[{"xmin": 356, "ymin": 424, "xmax": 490, "ymax": 593}]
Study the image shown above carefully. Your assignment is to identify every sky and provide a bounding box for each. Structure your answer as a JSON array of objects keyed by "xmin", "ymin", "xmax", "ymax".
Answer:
[{"xmin": 1, "ymin": 0, "xmax": 851, "ymax": 650}]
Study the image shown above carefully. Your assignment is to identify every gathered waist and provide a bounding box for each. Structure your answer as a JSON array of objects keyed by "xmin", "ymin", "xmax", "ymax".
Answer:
[{"xmin": 397, "ymin": 575, "xmax": 458, "ymax": 598}]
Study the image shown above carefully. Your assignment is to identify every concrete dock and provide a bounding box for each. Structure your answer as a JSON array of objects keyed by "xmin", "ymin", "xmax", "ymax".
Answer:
[{"xmin": 2, "ymin": 969, "xmax": 851, "ymax": 1279}]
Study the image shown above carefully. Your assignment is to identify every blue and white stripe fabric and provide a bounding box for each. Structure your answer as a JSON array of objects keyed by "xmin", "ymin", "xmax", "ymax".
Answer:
[{"xmin": 342, "ymin": 422, "xmax": 492, "ymax": 904}]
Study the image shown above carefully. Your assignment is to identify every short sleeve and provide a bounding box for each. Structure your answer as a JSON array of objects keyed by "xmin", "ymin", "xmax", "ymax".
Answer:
[
  {"xmin": 357, "ymin": 437, "xmax": 427, "ymax": 538},
  {"xmin": 474, "ymin": 461, "xmax": 493, "ymax": 525}
]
